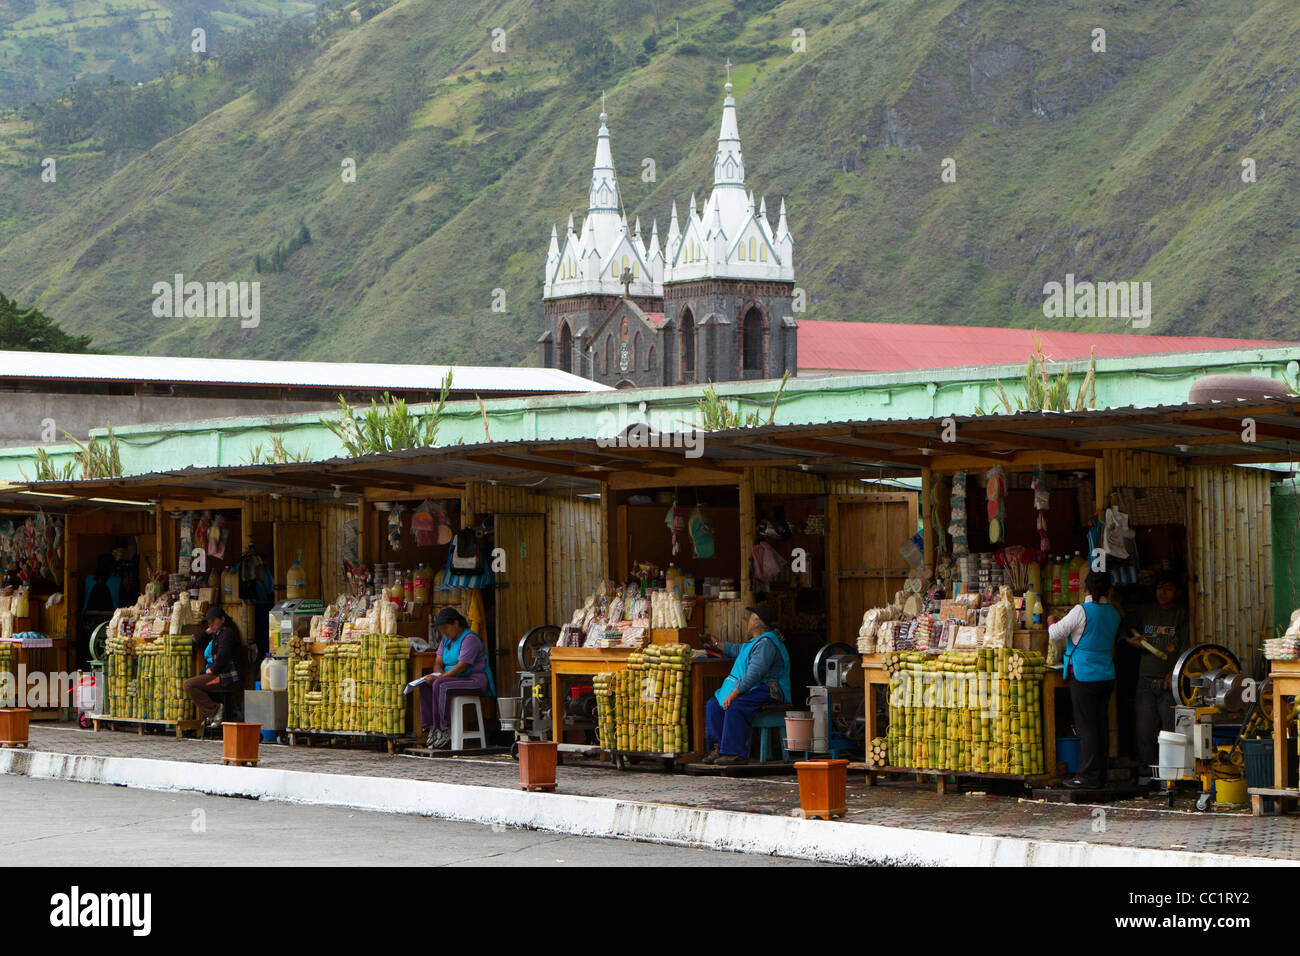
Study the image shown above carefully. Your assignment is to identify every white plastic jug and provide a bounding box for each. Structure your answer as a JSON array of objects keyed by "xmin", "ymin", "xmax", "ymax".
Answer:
[
  {"xmin": 1157, "ymin": 730, "xmax": 1191, "ymax": 781},
  {"xmin": 261, "ymin": 657, "xmax": 288, "ymax": 692}
]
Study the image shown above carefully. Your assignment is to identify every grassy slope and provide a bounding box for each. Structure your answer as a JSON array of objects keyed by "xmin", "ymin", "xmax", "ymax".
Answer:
[
  {"xmin": 0, "ymin": 0, "xmax": 320, "ymax": 107},
  {"xmin": 0, "ymin": 0, "xmax": 1297, "ymax": 366}
]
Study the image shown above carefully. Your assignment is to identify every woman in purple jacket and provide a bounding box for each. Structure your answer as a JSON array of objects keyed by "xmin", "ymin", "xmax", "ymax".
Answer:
[{"xmin": 419, "ymin": 606, "xmax": 496, "ymax": 749}]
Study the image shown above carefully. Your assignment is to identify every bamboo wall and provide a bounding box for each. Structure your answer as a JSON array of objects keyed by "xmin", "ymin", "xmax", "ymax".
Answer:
[
  {"xmin": 1102, "ymin": 450, "xmax": 1188, "ymax": 489},
  {"xmin": 1096, "ymin": 451, "xmax": 1272, "ymax": 665},
  {"xmin": 241, "ymin": 495, "xmax": 355, "ymax": 600},
  {"xmin": 462, "ymin": 483, "xmax": 602, "ymax": 625},
  {"xmin": 1187, "ymin": 465, "xmax": 1273, "ymax": 665}
]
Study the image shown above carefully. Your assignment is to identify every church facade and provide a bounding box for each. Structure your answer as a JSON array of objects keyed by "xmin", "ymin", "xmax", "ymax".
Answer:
[{"xmin": 538, "ymin": 83, "xmax": 798, "ymax": 388}]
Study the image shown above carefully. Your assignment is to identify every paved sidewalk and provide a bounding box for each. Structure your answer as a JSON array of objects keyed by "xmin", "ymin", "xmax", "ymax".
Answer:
[{"xmin": 10, "ymin": 723, "xmax": 1300, "ymax": 862}]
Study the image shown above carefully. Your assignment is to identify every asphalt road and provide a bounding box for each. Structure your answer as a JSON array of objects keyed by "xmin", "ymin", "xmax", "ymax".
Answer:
[{"xmin": 0, "ymin": 776, "xmax": 824, "ymax": 866}]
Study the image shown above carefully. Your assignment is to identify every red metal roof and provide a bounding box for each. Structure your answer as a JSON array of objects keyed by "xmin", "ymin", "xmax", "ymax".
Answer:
[{"xmin": 796, "ymin": 321, "xmax": 1297, "ymax": 373}]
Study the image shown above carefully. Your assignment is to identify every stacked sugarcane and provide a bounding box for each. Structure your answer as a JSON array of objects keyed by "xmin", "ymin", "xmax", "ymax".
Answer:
[
  {"xmin": 287, "ymin": 634, "xmax": 407, "ymax": 735},
  {"xmin": 104, "ymin": 633, "xmax": 138, "ymax": 718},
  {"xmin": 363, "ymin": 633, "xmax": 408, "ymax": 735},
  {"xmin": 868, "ymin": 736, "xmax": 889, "ymax": 768},
  {"xmin": 133, "ymin": 633, "xmax": 196, "ymax": 721},
  {"xmin": 991, "ymin": 649, "xmax": 1045, "ymax": 775},
  {"xmin": 612, "ymin": 643, "xmax": 691, "ymax": 754},
  {"xmin": 592, "ymin": 672, "xmax": 617, "ymax": 749},
  {"xmin": 288, "ymin": 652, "xmax": 319, "ymax": 730},
  {"xmin": 886, "ymin": 647, "xmax": 1045, "ymax": 775},
  {"xmin": 0, "ymin": 642, "xmax": 14, "ymax": 705}
]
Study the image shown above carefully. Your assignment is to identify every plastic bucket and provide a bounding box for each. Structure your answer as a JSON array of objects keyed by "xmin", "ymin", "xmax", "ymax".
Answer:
[
  {"xmin": 1056, "ymin": 736, "xmax": 1080, "ymax": 774},
  {"xmin": 1157, "ymin": 730, "xmax": 1191, "ymax": 780},
  {"xmin": 1237, "ymin": 735, "xmax": 1300, "ymax": 791},
  {"xmin": 260, "ymin": 729, "xmax": 277, "ymax": 743},
  {"xmin": 1215, "ymin": 776, "xmax": 1248, "ymax": 804},
  {"xmin": 785, "ymin": 713, "xmax": 815, "ymax": 752}
]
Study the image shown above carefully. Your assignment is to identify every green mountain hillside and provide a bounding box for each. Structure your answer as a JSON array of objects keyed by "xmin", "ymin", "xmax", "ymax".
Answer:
[
  {"xmin": 0, "ymin": 0, "xmax": 322, "ymax": 107},
  {"xmin": 0, "ymin": 0, "xmax": 1297, "ymax": 366}
]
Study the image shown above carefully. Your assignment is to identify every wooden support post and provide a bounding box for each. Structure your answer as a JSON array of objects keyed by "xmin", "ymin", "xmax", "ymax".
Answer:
[
  {"xmin": 921, "ymin": 466, "xmax": 934, "ymax": 572},
  {"xmin": 739, "ymin": 467, "xmax": 755, "ymax": 608}
]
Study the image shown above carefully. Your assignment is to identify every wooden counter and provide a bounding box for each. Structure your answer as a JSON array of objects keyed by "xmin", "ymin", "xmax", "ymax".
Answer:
[
  {"xmin": 549, "ymin": 646, "xmax": 732, "ymax": 754},
  {"xmin": 1269, "ymin": 661, "xmax": 1300, "ymax": 790}
]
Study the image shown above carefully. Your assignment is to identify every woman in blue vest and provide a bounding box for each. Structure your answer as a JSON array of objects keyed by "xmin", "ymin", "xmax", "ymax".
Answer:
[
  {"xmin": 1048, "ymin": 571, "xmax": 1122, "ymax": 789},
  {"xmin": 700, "ymin": 604, "xmax": 791, "ymax": 766},
  {"xmin": 420, "ymin": 606, "xmax": 495, "ymax": 750}
]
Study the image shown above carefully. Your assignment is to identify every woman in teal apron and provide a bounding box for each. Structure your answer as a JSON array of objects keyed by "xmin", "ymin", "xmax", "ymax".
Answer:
[
  {"xmin": 420, "ymin": 606, "xmax": 496, "ymax": 749},
  {"xmin": 1048, "ymin": 571, "xmax": 1122, "ymax": 788},
  {"xmin": 701, "ymin": 604, "xmax": 791, "ymax": 766}
]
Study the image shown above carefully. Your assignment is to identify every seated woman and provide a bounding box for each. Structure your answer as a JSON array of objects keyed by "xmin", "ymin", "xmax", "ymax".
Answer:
[
  {"xmin": 420, "ymin": 606, "xmax": 496, "ymax": 749},
  {"xmin": 700, "ymin": 603, "xmax": 791, "ymax": 766},
  {"xmin": 183, "ymin": 607, "xmax": 244, "ymax": 727}
]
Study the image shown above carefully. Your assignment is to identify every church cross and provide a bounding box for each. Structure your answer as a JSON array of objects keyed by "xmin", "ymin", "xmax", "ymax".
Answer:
[
  {"xmin": 619, "ymin": 266, "xmax": 634, "ymax": 298},
  {"xmin": 601, "ymin": 90, "xmax": 607, "ymax": 114},
  {"xmin": 725, "ymin": 59, "xmax": 732, "ymax": 83}
]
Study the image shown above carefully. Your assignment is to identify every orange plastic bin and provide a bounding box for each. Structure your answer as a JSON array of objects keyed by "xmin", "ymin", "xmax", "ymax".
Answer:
[{"xmin": 794, "ymin": 759, "xmax": 849, "ymax": 820}]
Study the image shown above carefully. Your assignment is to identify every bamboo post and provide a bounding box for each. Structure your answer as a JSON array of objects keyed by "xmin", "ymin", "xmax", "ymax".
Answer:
[
  {"xmin": 740, "ymin": 467, "xmax": 755, "ymax": 608},
  {"xmin": 921, "ymin": 466, "xmax": 935, "ymax": 572}
]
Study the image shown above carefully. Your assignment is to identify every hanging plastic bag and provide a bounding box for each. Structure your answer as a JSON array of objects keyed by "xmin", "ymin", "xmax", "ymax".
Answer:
[{"xmin": 688, "ymin": 506, "xmax": 714, "ymax": 559}]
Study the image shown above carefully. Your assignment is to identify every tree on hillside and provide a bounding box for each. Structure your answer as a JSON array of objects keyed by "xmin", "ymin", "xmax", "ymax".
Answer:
[{"xmin": 0, "ymin": 292, "xmax": 98, "ymax": 353}]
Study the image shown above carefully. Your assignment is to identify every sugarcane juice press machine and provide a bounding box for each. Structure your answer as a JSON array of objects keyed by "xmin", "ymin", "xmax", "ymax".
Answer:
[
  {"xmin": 499, "ymin": 624, "xmax": 603, "ymax": 759},
  {"xmin": 806, "ymin": 642, "xmax": 866, "ymax": 756},
  {"xmin": 1156, "ymin": 643, "xmax": 1250, "ymax": 810}
]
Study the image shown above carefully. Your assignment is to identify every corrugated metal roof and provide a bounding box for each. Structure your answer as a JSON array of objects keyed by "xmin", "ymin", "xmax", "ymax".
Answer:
[
  {"xmin": 0, "ymin": 351, "xmax": 611, "ymax": 393},
  {"xmin": 20, "ymin": 395, "xmax": 1300, "ymax": 501},
  {"xmin": 796, "ymin": 321, "xmax": 1297, "ymax": 373}
]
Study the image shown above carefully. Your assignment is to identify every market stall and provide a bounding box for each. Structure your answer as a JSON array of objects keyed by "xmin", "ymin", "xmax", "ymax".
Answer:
[
  {"xmin": 92, "ymin": 591, "xmax": 209, "ymax": 736},
  {"xmin": 0, "ymin": 508, "xmax": 71, "ymax": 719}
]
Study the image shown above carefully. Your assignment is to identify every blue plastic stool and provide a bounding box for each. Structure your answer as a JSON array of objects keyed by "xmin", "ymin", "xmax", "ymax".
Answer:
[{"xmin": 750, "ymin": 708, "xmax": 790, "ymax": 762}]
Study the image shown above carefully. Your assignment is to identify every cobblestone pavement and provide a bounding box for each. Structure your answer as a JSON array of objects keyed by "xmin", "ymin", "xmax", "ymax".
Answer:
[{"xmin": 17, "ymin": 723, "xmax": 1300, "ymax": 860}]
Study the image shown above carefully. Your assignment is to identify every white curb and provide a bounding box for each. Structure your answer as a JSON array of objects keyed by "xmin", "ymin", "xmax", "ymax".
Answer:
[{"xmin": 0, "ymin": 748, "xmax": 1289, "ymax": 866}]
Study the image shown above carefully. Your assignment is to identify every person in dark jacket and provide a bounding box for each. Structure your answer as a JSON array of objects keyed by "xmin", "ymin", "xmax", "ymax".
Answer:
[{"xmin": 184, "ymin": 607, "xmax": 244, "ymax": 726}]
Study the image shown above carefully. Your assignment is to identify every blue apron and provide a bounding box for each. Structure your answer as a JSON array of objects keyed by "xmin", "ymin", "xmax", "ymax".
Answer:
[
  {"xmin": 1063, "ymin": 602, "xmax": 1121, "ymax": 682},
  {"xmin": 441, "ymin": 628, "xmax": 495, "ymax": 697},
  {"xmin": 714, "ymin": 631, "xmax": 791, "ymax": 706}
]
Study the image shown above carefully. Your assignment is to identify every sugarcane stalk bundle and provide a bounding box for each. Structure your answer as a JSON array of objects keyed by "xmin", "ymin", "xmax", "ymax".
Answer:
[
  {"xmin": 604, "ymin": 643, "xmax": 691, "ymax": 754},
  {"xmin": 869, "ymin": 736, "xmax": 889, "ymax": 768},
  {"xmin": 885, "ymin": 647, "xmax": 1045, "ymax": 776}
]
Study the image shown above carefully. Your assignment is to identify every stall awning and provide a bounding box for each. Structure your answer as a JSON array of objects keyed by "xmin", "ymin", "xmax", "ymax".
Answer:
[{"xmin": 11, "ymin": 397, "xmax": 1300, "ymax": 502}]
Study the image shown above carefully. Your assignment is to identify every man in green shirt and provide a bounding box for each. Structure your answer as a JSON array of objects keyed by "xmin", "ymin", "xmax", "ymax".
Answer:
[{"xmin": 1123, "ymin": 572, "xmax": 1189, "ymax": 785}]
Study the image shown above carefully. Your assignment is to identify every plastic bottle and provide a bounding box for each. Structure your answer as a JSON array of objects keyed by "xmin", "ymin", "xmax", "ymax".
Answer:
[
  {"xmin": 403, "ymin": 570, "xmax": 415, "ymax": 606},
  {"xmin": 684, "ymin": 572, "xmax": 695, "ymax": 598},
  {"xmin": 1027, "ymin": 561, "xmax": 1042, "ymax": 595},
  {"xmin": 286, "ymin": 551, "xmax": 307, "ymax": 600},
  {"xmin": 1069, "ymin": 551, "xmax": 1086, "ymax": 603},
  {"xmin": 1048, "ymin": 556, "xmax": 1062, "ymax": 604},
  {"xmin": 1022, "ymin": 589, "xmax": 1037, "ymax": 628},
  {"xmin": 1057, "ymin": 555, "xmax": 1070, "ymax": 605},
  {"xmin": 413, "ymin": 562, "xmax": 431, "ymax": 603},
  {"xmin": 1033, "ymin": 593, "xmax": 1045, "ymax": 625}
]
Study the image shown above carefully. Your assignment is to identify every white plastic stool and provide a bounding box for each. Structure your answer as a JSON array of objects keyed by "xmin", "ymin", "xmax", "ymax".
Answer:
[{"xmin": 450, "ymin": 696, "xmax": 487, "ymax": 750}]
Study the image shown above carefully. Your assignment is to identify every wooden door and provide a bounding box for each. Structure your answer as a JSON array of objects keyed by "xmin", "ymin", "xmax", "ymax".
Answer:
[
  {"xmin": 273, "ymin": 521, "xmax": 321, "ymax": 600},
  {"xmin": 828, "ymin": 493, "xmax": 918, "ymax": 646},
  {"xmin": 494, "ymin": 514, "xmax": 548, "ymax": 695}
]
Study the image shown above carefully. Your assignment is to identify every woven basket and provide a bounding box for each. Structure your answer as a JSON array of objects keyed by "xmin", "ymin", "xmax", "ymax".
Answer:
[{"xmin": 1115, "ymin": 486, "xmax": 1186, "ymax": 525}]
